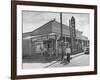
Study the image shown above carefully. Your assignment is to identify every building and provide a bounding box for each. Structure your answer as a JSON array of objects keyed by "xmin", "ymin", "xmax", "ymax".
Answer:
[{"xmin": 22, "ymin": 17, "xmax": 89, "ymax": 58}]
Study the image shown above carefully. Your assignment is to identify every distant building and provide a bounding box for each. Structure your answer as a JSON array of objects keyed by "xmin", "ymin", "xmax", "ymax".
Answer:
[{"xmin": 22, "ymin": 17, "xmax": 89, "ymax": 57}]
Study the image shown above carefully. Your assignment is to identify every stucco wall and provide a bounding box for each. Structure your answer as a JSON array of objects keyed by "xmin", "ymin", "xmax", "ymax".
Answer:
[{"xmin": 22, "ymin": 38, "xmax": 32, "ymax": 57}]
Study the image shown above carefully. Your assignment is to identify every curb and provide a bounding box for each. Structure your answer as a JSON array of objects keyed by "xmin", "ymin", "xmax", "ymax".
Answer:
[
  {"xmin": 45, "ymin": 52, "xmax": 84, "ymax": 68},
  {"xmin": 71, "ymin": 52, "xmax": 84, "ymax": 59}
]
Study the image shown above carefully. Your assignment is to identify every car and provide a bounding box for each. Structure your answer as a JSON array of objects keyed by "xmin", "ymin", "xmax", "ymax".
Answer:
[{"xmin": 84, "ymin": 47, "xmax": 89, "ymax": 54}]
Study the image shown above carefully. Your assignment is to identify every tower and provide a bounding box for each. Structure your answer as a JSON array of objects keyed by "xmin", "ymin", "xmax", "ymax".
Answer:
[
  {"xmin": 71, "ymin": 16, "xmax": 76, "ymax": 38},
  {"xmin": 69, "ymin": 16, "xmax": 76, "ymax": 54}
]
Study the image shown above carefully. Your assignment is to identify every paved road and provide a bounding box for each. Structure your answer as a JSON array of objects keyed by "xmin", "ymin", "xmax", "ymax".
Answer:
[
  {"xmin": 23, "ymin": 54, "xmax": 89, "ymax": 69},
  {"xmin": 47, "ymin": 54, "xmax": 90, "ymax": 68},
  {"xmin": 23, "ymin": 61, "xmax": 56, "ymax": 69}
]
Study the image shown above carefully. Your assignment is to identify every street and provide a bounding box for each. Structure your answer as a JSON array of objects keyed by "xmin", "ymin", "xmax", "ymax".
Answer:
[
  {"xmin": 46, "ymin": 54, "xmax": 90, "ymax": 68},
  {"xmin": 22, "ymin": 53, "xmax": 90, "ymax": 69}
]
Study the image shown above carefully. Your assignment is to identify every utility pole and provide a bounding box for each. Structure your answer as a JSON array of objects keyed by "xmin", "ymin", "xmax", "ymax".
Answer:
[
  {"xmin": 69, "ymin": 19, "xmax": 73, "ymax": 54},
  {"xmin": 60, "ymin": 13, "xmax": 62, "ymax": 39},
  {"xmin": 60, "ymin": 12, "xmax": 63, "ymax": 60}
]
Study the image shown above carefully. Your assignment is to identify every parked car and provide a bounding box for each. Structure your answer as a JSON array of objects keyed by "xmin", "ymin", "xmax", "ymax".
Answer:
[{"xmin": 84, "ymin": 47, "xmax": 89, "ymax": 54}]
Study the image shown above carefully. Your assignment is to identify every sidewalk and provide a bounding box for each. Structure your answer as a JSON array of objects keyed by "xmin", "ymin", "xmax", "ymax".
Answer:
[
  {"xmin": 70, "ymin": 52, "xmax": 84, "ymax": 58},
  {"xmin": 23, "ymin": 52, "xmax": 85, "ymax": 69},
  {"xmin": 46, "ymin": 53, "xmax": 89, "ymax": 68},
  {"xmin": 44, "ymin": 52, "xmax": 85, "ymax": 68},
  {"xmin": 23, "ymin": 61, "xmax": 56, "ymax": 69},
  {"xmin": 23, "ymin": 54, "xmax": 58, "ymax": 69}
]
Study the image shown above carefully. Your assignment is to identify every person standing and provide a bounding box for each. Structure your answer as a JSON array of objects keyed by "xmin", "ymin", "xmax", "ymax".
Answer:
[
  {"xmin": 63, "ymin": 46, "xmax": 68, "ymax": 64},
  {"xmin": 43, "ymin": 47, "xmax": 49, "ymax": 61},
  {"xmin": 63, "ymin": 44, "xmax": 71, "ymax": 64},
  {"xmin": 40, "ymin": 46, "xmax": 44, "ymax": 56},
  {"xmin": 67, "ymin": 45, "xmax": 71, "ymax": 63}
]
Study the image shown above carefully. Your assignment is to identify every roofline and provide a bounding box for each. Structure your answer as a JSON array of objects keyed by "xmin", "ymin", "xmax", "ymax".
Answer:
[
  {"xmin": 31, "ymin": 19, "xmax": 55, "ymax": 34},
  {"xmin": 23, "ymin": 19, "xmax": 83, "ymax": 37}
]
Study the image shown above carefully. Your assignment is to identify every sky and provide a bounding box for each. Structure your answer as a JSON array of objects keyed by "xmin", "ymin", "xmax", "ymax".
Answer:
[{"xmin": 22, "ymin": 11, "xmax": 90, "ymax": 39}]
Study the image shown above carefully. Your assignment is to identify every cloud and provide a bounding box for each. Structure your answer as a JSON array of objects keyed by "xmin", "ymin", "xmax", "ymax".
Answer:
[{"xmin": 22, "ymin": 11, "xmax": 90, "ymax": 39}]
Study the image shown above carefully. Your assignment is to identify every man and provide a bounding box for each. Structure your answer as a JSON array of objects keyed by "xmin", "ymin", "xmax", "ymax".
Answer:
[
  {"xmin": 66, "ymin": 45, "xmax": 71, "ymax": 63},
  {"xmin": 43, "ymin": 47, "xmax": 49, "ymax": 61},
  {"xmin": 40, "ymin": 46, "xmax": 44, "ymax": 56},
  {"xmin": 63, "ymin": 44, "xmax": 71, "ymax": 64}
]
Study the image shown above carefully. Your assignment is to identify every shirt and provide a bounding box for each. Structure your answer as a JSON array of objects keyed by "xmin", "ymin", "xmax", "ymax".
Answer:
[{"xmin": 65, "ymin": 48, "xmax": 71, "ymax": 54}]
